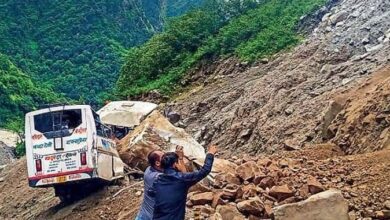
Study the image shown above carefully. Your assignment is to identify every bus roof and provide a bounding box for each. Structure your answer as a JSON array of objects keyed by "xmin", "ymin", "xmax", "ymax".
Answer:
[{"xmin": 25, "ymin": 105, "xmax": 92, "ymax": 117}]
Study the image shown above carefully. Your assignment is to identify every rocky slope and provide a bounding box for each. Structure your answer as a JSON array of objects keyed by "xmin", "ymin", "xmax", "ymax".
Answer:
[{"xmin": 172, "ymin": 0, "xmax": 390, "ymax": 155}]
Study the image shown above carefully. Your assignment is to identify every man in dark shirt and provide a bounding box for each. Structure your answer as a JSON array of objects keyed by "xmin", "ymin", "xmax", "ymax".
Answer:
[
  {"xmin": 136, "ymin": 150, "xmax": 164, "ymax": 220},
  {"xmin": 152, "ymin": 145, "xmax": 217, "ymax": 220},
  {"xmin": 136, "ymin": 147, "xmax": 187, "ymax": 220}
]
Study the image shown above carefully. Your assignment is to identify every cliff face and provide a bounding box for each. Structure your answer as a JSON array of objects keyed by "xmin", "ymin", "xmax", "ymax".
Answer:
[{"xmin": 172, "ymin": 0, "xmax": 390, "ymax": 155}]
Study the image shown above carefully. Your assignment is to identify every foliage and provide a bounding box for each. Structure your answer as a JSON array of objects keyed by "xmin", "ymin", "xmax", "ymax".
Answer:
[
  {"xmin": 0, "ymin": 53, "xmax": 60, "ymax": 127},
  {"xmin": 0, "ymin": 0, "xmax": 203, "ymax": 106},
  {"xmin": 117, "ymin": 0, "xmax": 326, "ymax": 97}
]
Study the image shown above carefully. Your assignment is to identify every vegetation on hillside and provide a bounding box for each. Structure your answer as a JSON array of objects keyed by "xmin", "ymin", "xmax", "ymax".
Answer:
[
  {"xmin": 0, "ymin": 0, "xmax": 203, "ymax": 105},
  {"xmin": 117, "ymin": 0, "xmax": 327, "ymax": 97},
  {"xmin": 0, "ymin": 53, "xmax": 63, "ymax": 155}
]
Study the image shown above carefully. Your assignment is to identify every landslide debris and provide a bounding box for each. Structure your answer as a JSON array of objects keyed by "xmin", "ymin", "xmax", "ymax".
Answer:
[
  {"xmin": 186, "ymin": 145, "xmax": 390, "ymax": 220},
  {"xmin": 172, "ymin": 0, "xmax": 390, "ymax": 155}
]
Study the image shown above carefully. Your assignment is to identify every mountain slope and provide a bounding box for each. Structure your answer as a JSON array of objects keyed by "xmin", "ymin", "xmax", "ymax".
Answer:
[
  {"xmin": 117, "ymin": 0, "xmax": 327, "ymax": 97},
  {"xmin": 0, "ymin": 53, "xmax": 58, "ymax": 127},
  {"xmin": 0, "ymin": 0, "xmax": 203, "ymax": 104},
  {"xmin": 171, "ymin": 0, "xmax": 390, "ymax": 155}
]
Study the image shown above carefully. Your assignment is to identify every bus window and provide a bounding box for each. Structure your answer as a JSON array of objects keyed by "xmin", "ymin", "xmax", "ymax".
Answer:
[{"xmin": 34, "ymin": 109, "xmax": 82, "ymax": 138}]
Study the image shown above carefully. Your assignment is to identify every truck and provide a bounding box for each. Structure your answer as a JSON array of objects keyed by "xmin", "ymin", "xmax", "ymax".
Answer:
[{"xmin": 25, "ymin": 104, "xmax": 125, "ymax": 202}]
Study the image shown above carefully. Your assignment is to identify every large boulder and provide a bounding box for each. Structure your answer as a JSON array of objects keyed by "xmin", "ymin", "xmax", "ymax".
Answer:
[
  {"xmin": 273, "ymin": 189, "xmax": 349, "ymax": 220},
  {"xmin": 116, "ymin": 110, "xmax": 206, "ymax": 171}
]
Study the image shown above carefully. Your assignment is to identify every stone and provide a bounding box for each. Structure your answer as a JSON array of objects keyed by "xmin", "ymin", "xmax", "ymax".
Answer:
[
  {"xmin": 235, "ymin": 161, "xmax": 262, "ymax": 181},
  {"xmin": 135, "ymin": 191, "xmax": 142, "ymax": 197},
  {"xmin": 283, "ymin": 139, "xmax": 300, "ymax": 151},
  {"xmin": 166, "ymin": 111, "xmax": 181, "ymax": 124},
  {"xmin": 258, "ymin": 177, "xmax": 275, "ymax": 189},
  {"xmin": 257, "ymin": 158, "xmax": 272, "ymax": 167},
  {"xmin": 239, "ymin": 129, "xmax": 253, "ymax": 139},
  {"xmin": 212, "ymin": 192, "xmax": 225, "ymax": 208},
  {"xmin": 213, "ymin": 205, "xmax": 245, "ymax": 220},
  {"xmin": 190, "ymin": 192, "xmax": 214, "ymax": 205},
  {"xmin": 260, "ymin": 58, "xmax": 269, "ymax": 64},
  {"xmin": 384, "ymin": 200, "xmax": 390, "ymax": 209},
  {"xmin": 242, "ymin": 184, "xmax": 258, "ymax": 199},
  {"xmin": 299, "ymin": 185, "xmax": 310, "ymax": 198},
  {"xmin": 189, "ymin": 182, "xmax": 212, "ymax": 193},
  {"xmin": 237, "ymin": 197, "xmax": 264, "ymax": 216},
  {"xmin": 213, "ymin": 172, "xmax": 241, "ymax": 188},
  {"xmin": 222, "ymin": 184, "xmax": 242, "ymax": 200},
  {"xmin": 307, "ymin": 176, "xmax": 325, "ymax": 194},
  {"xmin": 330, "ymin": 10, "xmax": 348, "ymax": 25},
  {"xmin": 269, "ymin": 185, "xmax": 294, "ymax": 201},
  {"xmin": 279, "ymin": 159, "xmax": 289, "ymax": 168},
  {"xmin": 193, "ymin": 205, "xmax": 215, "ymax": 218},
  {"xmin": 273, "ymin": 189, "xmax": 349, "ymax": 220},
  {"xmin": 264, "ymin": 203, "xmax": 274, "ymax": 218},
  {"xmin": 375, "ymin": 210, "xmax": 390, "ymax": 219},
  {"xmin": 285, "ymin": 107, "xmax": 294, "ymax": 115}
]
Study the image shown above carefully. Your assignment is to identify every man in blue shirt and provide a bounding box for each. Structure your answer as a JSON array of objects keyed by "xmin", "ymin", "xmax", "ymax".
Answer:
[
  {"xmin": 136, "ymin": 149, "xmax": 164, "ymax": 220},
  {"xmin": 136, "ymin": 147, "xmax": 187, "ymax": 220},
  {"xmin": 152, "ymin": 145, "xmax": 217, "ymax": 220}
]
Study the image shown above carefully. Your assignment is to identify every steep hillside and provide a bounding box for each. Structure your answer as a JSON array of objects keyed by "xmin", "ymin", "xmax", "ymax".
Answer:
[
  {"xmin": 0, "ymin": 0, "xmax": 203, "ymax": 104},
  {"xmin": 117, "ymin": 0, "xmax": 326, "ymax": 97},
  {"xmin": 171, "ymin": 0, "xmax": 390, "ymax": 155},
  {"xmin": 0, "ymin": 53, "xmax": 59, "ymax": 127}
]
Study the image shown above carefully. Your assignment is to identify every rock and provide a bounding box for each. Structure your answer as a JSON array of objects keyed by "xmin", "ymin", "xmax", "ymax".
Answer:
[
  {"xmin": 237, "ymin": 197, "xmax": 264, "ymax": 216},
  {"xmin": 135, "ymin": 191, "xmax": 142, "ymax": 197},
  {"xmin": 258, "ymin": 176, "xmax": 275, "ymax": 189},
  {"xmin": 213, "ymin": 172, "xmax": 241, "ymax": 188},
  {"xmin": 166, "ymin": 111, "xmax": 181, "ymax": 124},
  {"xmin": 273, "ymin": 189, "xmax": 349, "ymax": 220},
  {"xmin": 283, "ymin": 139, "xmax": 300, "ymax": 151},
  {"xmin": 235, "ymin": 161, "xmax": 262, "ymax": 181},
  {"xmin": 257, "ymin": 158, "xmax": 272, "ymax": 167},
  {"xmin": 384, "ymin": 200, "xmax": 390, "ymax": 209},
  {"xmin": 279, "ymin": 159, "xmax": 289, "ymax": 168},
  {"xmin": 239, "ymin": 129, "xmax": 253, "ymax": 139},
  {"xmin": 212, "ymin": 192, "xmax": 225, "ymax": 208},
  {"xmin": 190, "ymin": 192, "xmax": 214, "ymax": 205},
  {"xmin": 298, "ymin": 185, "xmax": 310, "ymax": 198},
  {"xmin": 285, "ymin": 107, "xmax": 294, "ymax": 115},
  {"xmin": 193, "ymin": 206, "xmax": 215, "ymax": 218},
  {"xmin": 116, "ymin": 111, "xmax": 206, "ymax": 171},
  {"xmin": 213, "ymin": 205, "xmax": 245, "ymax": 220},
  {"xmin": 330, "ymin": 10, "xmax": 348, "ymax": 25},
  {"xmin": 248, "ymin": 215, "xmax": 261, "ymax": 220},
  {"xmin": 375, "ymin": 210, "xmax": 390, "ymax": 219},
  {"xmin": 222, "ymin": 184, "xmax": 242, "ymax": 200},
  {"xmin": 269, "ymin": 185, "xmax": 294, "ymax": 201},
  {"xmin": 189, "ymin": 182, "xmax": 212, "ymax": 193},
  {"xmin": 260, "ymin": 58, "xmax": 269, "ymax": 64},
  {"xmin": 307, "ymin": 176, "xmax": 325, "ymax": 194},
  {"xmin": 241, "ymin": 184, "xmax": 258, "ymax": 199},
  {"xmin": 264, "ymin": 203, "xmax": 274, "ymax": 218}
]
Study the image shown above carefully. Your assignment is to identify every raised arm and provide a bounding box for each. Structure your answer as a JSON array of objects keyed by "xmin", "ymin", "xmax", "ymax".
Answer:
[{"xmin": 178, "ymin": 145, "xmax": 217, "ymax": 186}]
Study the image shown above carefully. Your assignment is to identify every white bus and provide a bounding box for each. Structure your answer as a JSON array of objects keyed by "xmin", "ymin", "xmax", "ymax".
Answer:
[{"xmin": 25, "ymin": 105, "xmax": 124, "ymax": 201}]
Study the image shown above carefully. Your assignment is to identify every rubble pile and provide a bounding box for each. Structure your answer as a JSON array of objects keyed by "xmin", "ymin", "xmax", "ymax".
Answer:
[{"xmin": 186, "ymin": 145, "xmax": 390, "ymax": 220}]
